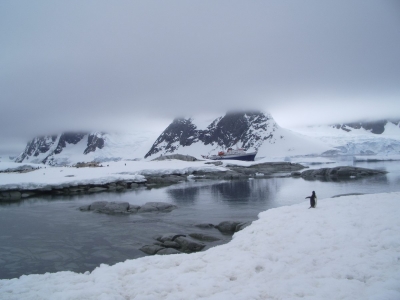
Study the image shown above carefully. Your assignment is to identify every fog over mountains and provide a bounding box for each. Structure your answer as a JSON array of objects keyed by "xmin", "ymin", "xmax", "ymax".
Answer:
[{"xmin": 10, "ymin": 111, "xmax": 400, "ymax": 166}]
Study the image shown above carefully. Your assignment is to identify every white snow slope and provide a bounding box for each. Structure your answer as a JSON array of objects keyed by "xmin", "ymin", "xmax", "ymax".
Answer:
[
  {"xmin": 1, "ymin": 192, "xmax": 399, "ymax": 300},
  {"xmin": 292, "ymin": 122, "xmax": 400, "ymax": 157}
]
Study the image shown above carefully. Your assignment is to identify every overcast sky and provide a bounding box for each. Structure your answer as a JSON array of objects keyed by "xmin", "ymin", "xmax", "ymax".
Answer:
[{"xmin": 1, "ymin": 1, "xmax": 400, "ymax": 154}]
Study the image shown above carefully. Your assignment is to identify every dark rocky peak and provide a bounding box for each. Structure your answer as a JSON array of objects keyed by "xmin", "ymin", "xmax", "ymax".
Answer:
[
  {"xmin": 145, "ymin": 118, "xmax": 198, "ymax": 158},
  {"xmin": 145, "ymin": 111, "xmax": 276, "ymax": 158},
  {"xmin": 84, "ymin": 133, "xmax": 106, "ymax": 154},
  {"xmin": 54, "ymin": 132, "xmax": 87, "ymax": 154},
  {"xmin": 15, "ymin": 135, "xmax": 57, "ymax": 162},
  {"xmin": 201, "ymin": 111, "xmax": 273, "ymax": 147}
]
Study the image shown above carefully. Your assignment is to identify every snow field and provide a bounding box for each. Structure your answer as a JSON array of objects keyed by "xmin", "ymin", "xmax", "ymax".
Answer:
[{"xmin": 0, "ymin": 193, "xmax": 399, "ymax": 299}]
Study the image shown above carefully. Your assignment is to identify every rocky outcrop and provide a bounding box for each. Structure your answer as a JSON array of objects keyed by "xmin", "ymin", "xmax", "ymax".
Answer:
[
  {"xmin": 140, "ymin": 233, "xmax": 206, "ymax": 255},
  {"xmin": 174, "ymin": 236, "xmax": 206, "ymax": 253},
  {"xmin": 140, "ymin": 220, "xmax": 251, "ymax": 256},
  {"xmin": 300, "ymin": 166, "xmax": 387, "ymax": 180},
  {"xmin": 79, "ymin": 201, "xmax": 177, "ymax": 214}
]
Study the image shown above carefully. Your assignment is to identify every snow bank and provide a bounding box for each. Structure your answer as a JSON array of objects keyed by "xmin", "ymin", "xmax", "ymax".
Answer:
[{"xmin": 1, "ymin": 192, "xmax": 399, "ymax": 300}]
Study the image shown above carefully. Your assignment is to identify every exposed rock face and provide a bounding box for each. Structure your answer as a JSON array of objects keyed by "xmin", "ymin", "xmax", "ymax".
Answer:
[
  {"xmin": 332, "ymin": 120, "xmax": 400, "ymax": 134},
  {"xmin": 145, "ymin": 111, "xmax": 278, "ymax": 158},
  {"xmin": 300, "ymin": 166, "xmax": 387, "ymax": 180},
  {"xmin": 84, "ymin": 133, "xmax": 105, "ymax": 155},
  {"xmin": 15, "ymin": 132, "xmax": 106, "ymax": 165}
]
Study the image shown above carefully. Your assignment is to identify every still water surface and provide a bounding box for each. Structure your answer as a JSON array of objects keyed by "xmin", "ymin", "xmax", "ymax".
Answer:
[{"xmin": 0, "ymin": 161, "xmax": 399, "ymax": 279}]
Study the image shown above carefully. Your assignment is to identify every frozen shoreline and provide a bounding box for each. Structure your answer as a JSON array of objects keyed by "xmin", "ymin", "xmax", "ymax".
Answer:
[
  {"xmin": 0, "ymin": 159, "xmax": 391, "ymax": 201},
  {"xmin": 0, "ymin": 192, "xmax": 399, "ymax": 299},
  {"xmin": 0, "ymin": 160, "xmax": 306, "ymax": 200}
]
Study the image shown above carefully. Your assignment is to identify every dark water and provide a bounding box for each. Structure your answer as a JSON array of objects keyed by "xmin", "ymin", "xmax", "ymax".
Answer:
[{"xmin": 0, "ymin": 160, "xmax": 399, "ymax": 279}]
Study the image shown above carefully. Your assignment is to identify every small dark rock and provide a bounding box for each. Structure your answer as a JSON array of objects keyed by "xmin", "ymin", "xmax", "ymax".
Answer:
[
  {"xmin": 79, "ymin": 205, "xmax": 91, "ymax": 211},
  {"xmin": 90, "ymin": 201, "xmax": 108, "ymax": 211},
  {"xmin": 140, "ymin": 245, "xmax": 165, "ymax": 255},
  {"xmin": 174, "ymin": 236, "xmax": 205, "ymax": 253},
  {"xmin": 156, "ymin": 248, "xmax": 181, "ymax": 255},
  {"xmin": 162, "ymin": 241, "xmax": 180, "ymax": 248},
  {"xmin": 194, "ymin": 223, "xmax": 215, "ymax": 229},
  {"xmin": 215, "ymin": 221, "xmax": 242, "ymax": 234},
  {"xmin": 235, "ymin": 221, "xmax": 252, "ymax": 232},
  {"xmin": 156, "ymin": 233, "xmax": 186, "ymax": 243},
  {"xmin": 138, "ymin": 202, "xmax": 177, "ymax": 213},
  {"xmin": 127, "ymin": 205, "xmax": 141, "ymax": 213},
  {"xmin": 95, "ymin": 201, "xmax": 130, "ymax": 214}
]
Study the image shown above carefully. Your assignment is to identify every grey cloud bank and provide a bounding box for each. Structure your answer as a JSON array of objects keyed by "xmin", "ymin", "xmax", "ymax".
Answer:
[{"xmin": 1, "ymin": 1, "xmax": 399, "ymax": 154}]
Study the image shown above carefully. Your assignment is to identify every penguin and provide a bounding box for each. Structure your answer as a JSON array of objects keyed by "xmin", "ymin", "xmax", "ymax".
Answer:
[{"xmin": 306, "ymin": 191, "xmax": 317, "ymax": 208}]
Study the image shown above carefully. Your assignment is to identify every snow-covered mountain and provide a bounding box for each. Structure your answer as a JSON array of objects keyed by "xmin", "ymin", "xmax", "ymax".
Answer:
[
  {"xmin": 14, "ymin": 111, "xmax": 333, "ymax": 165},
  {"xmin": 17, "ymin": 113, "xmax": 399, "ymax": 165},
  {"xmin": 331, "ymin": 120, "xmax": 400, "ymax": 135},
  {"xmin": 15, "ymin": 132, "xmax": 100, "ymax": 165},
  {"xmin": 15, "ymin": 131, "xmax": 160, "ymax": 165},
  {"xmin": 292, "ymin": 120, "xmax": 400, "ymax": 156},
  {"xmin": 145, "ymin": 111, "xmax": 331, "ymax": 160}
]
